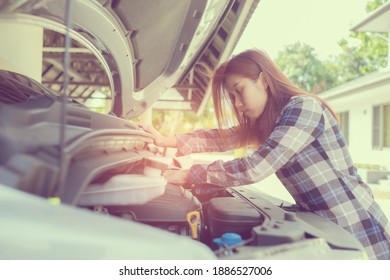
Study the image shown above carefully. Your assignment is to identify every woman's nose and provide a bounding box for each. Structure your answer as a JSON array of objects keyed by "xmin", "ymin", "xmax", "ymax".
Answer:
[{"xmin": 235, "ymin": 98, "xmax": 243, "ymax": 109}]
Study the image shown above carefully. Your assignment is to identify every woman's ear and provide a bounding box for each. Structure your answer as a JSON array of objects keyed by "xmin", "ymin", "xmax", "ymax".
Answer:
[{"xmin": 259, "ymin": 72, "xmax": 268, "ymax": 89}]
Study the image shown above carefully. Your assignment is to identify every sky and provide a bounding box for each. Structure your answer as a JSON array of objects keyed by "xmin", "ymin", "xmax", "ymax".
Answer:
[{"xmin": 234, "ymin": 0, "xmax": 370, "ymax": 60}]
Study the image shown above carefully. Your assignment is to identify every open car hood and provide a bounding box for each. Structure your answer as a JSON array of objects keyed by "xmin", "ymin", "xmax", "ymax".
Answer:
[
  {"xmin": 0, "ymin": 0, "xmax": 368, "ymax": 261},
  {"xmin": 0, "ymin": 0, "xmax": 258, "ymax": 118}
]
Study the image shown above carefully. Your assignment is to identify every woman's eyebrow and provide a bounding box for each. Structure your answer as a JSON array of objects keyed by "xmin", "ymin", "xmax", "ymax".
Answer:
[{"xmin": 225, "ymin": 82, "xmax": 240, "ymax": 93}]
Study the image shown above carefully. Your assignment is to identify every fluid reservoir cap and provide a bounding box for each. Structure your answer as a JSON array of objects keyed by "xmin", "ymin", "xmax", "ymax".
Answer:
[
  {"xmin": 213, "ymin": 233, "xmax": 243, "ymax": 247},
  {"xmin": 284, "ymin": 212, "xmax": 297, "ymax": 221}
]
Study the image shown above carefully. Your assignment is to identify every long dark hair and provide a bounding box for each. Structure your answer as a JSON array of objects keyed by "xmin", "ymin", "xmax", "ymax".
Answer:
[{"xmin": 211, "ymin": 48, "xmax": 337, "ymax": 148}]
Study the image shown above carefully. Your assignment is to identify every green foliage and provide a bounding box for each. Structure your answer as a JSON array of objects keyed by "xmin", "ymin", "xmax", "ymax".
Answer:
[
  {"xmin": 152, "ymin": 98, "xmax": 216, "ymax": 136},
  {"xmin": 334, "ymin": 0, "xmax": 388, "ymax": 84},
  {"xmin": 274, "ymin": 42, "xmax": 336, "ymax": 93},
  {"xmin": 336, "ymin": 31, "xmax": 388, "ymax": 84},
  {"xmin": 274, "ymin": 0, "xmax": 389, "ymax": 93},
  {"xmin": 366, "ymin": 0, "xmax": 389, "ymax": 12},
  {"xmin": 334, "ymin": 0, "xmax": 388, "ymax": 83}
]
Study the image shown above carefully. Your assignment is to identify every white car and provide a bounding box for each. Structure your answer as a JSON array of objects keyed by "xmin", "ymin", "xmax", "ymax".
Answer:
[{"xmin": 0, "ymin": 0, "xmax": 366, "ymax": 260}]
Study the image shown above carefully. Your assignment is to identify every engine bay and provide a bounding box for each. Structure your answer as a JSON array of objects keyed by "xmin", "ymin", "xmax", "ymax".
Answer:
[{"xmin": 81, "ymin": 175, "xmax": 266, "ymax": 254}]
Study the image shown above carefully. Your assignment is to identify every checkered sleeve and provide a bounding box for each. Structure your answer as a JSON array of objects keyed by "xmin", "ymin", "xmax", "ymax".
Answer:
[
  {"xmin": 187, "ymin": 97, "xmax": 325, "ymax": 187},
  {"xmin": 175, "ymin": 126, "xmax": 241, "ymax": 156}
]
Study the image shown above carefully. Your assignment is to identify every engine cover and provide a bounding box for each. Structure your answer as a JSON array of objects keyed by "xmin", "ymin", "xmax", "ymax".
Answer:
[{"xmin": 106, "ymin": 184, "xmax": 202, "ymax": 237}]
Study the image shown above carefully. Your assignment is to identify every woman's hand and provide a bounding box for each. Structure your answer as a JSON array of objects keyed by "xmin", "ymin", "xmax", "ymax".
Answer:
[
  {"xmin": 138, "ymin": 123, "xmax": 161, "ymax": 140},
  {"xmin": 137, "ymin": 123, "xmax": 177, "ymax": 148},
  {"xmin": 163, "ymin": 169, "xmax": 189, "ymax": 185}
]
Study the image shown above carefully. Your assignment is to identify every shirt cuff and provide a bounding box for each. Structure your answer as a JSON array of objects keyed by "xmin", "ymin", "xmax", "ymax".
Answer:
[
  {"xmin": 175, "ymin": 133, "xmax": 193, "ymax": 156},
  {"xmin": 187, "ymin": 163, "xmax": 208, "ymax": 185}
]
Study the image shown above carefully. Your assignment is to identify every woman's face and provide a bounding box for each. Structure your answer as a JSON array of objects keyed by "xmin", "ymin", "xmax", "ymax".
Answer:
[{"xmin": 225, "ymin": 73, "xmax": 268, "ymax": 119}]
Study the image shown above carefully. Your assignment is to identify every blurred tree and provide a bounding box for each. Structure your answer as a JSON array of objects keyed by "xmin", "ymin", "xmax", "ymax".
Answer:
[
  {"xmin": 274, "ymin": 0, "xmax": 389, "ymax": 93},
  {"xmin": 366, "ymin": 0, "xmax": 389, "ymax": 12},
  {"xmin": 152, "ymin": 97, "xmax": 216, "ymax": 136},
  {"xmin": 334, "ymin": 0, "xmax": 388, "ymax": 83},
  {"xmin": 274, "ymin": 42, "xmax": 336, "ymax": 93}
]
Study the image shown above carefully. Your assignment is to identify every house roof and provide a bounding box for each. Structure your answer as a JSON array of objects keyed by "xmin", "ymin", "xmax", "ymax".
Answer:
[
  {"xmin": 351, "ymin": 2, "xmax": 390, "ymax": 33},
  {"xmin": 319, "ymin": 2, "xmax": 390, "ymax": 102},
  {"xmin": 318, "ymin": 69, "xmax": 390, "ymax": 101}
]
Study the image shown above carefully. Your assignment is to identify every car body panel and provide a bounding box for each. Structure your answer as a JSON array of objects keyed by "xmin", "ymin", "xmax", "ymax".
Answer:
[{"xmin": 0, "ymin": 1, "xmax": 368, "ymax": 260}]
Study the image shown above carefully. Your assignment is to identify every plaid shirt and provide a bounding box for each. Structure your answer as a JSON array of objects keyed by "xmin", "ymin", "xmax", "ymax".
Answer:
[{"xmin": 176, "ymin": 96, "xmax": 390, "ymax": 259}]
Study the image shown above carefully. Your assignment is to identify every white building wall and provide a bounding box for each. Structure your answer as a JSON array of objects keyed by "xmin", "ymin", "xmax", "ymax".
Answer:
[
  {"xmin": 349, "ymin": 106, "xmax": 372, "ymax": 164},
  {"xmin": 324, "ymin": 77, "xmax": 390, "ymax": 170}
]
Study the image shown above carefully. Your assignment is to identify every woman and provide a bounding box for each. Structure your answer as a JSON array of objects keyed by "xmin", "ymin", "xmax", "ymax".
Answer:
[{"xmin": 139, "ymin": 48, "xmax": 390, "ymax": 260}]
